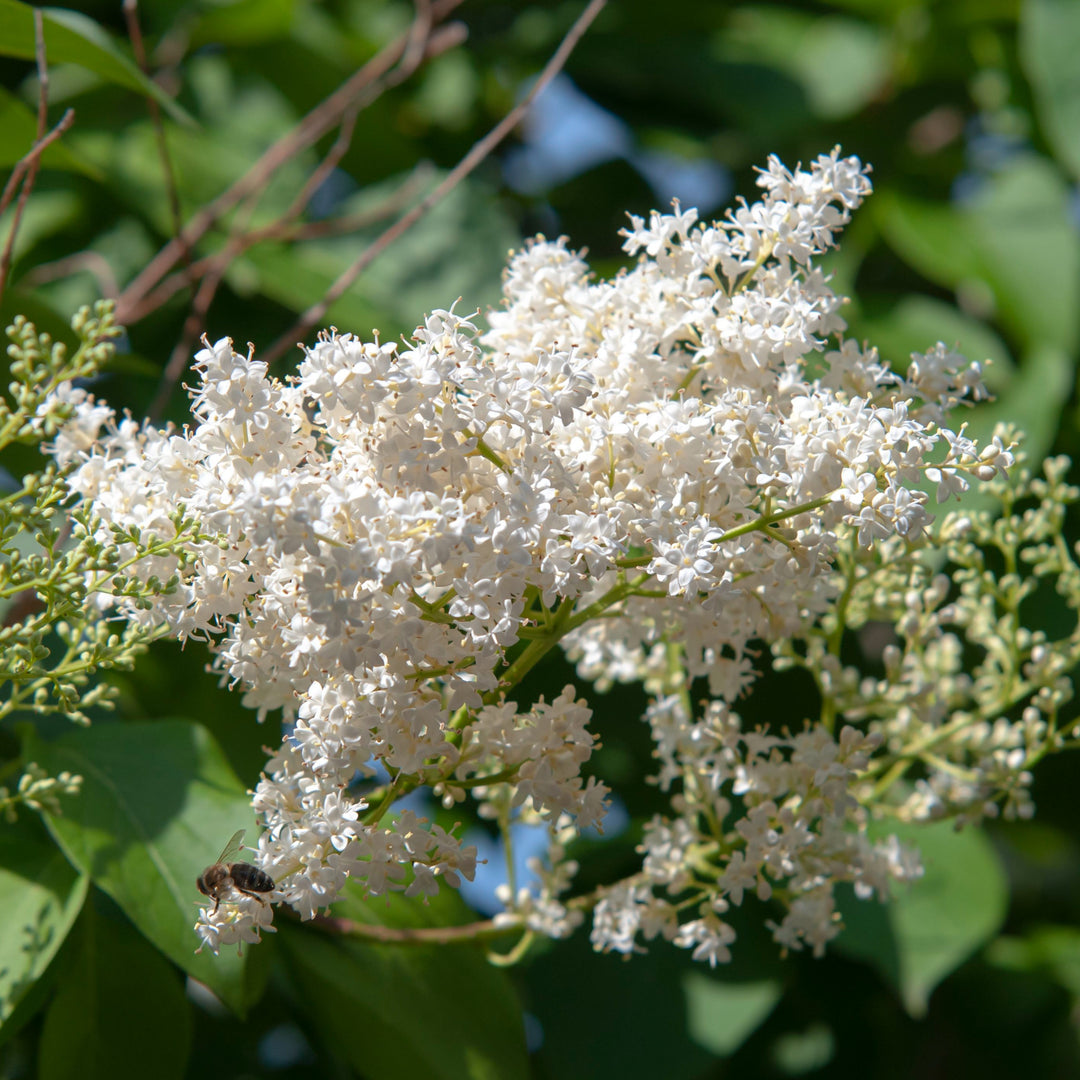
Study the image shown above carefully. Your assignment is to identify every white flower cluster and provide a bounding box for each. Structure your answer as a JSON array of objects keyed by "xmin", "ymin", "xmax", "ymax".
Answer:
[
  {"xmin": 591, "ymin": 702, "xmax": 921, "ymax": 963},
  {"xmin": 49, "ymin": 148, "xmax": 1013, "ymax": 959}
]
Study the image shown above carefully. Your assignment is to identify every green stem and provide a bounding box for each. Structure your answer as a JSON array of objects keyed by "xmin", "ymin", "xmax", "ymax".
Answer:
[
  {"xmin": 487, "ymin": 927, "xmax": 536, "ymax": 966},
  {"xmin": 486, "ymin": 579, "xmax": 647, "ymax": 702},
  {"xmin": 470, "ymin": 433, "xmax": 512, "ymax": 475},
  {"xmin": 712, "ymin": 495, "xmax": 834, "ymax": 545}
]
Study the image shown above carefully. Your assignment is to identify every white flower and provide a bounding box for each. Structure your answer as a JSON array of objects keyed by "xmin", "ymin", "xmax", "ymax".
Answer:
[{"xmin": 46, "ymin": 147, "xmax": 1013, "ymax": 965}]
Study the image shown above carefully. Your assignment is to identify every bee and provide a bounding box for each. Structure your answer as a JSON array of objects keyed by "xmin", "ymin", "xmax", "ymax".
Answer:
[{"xmin": 197, "ymin": 829, "xmax": 275, "ymax": 913}]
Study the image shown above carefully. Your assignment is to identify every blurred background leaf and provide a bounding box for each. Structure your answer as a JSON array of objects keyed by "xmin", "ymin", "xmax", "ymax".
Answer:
[{"xmin": 26, "ymin": 720, "xmax": 258, "ymax": 1015}]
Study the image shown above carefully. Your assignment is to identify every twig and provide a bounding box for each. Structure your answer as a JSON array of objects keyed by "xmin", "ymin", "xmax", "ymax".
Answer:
[
  {"xmin": 148, "ymin": 69, "xmax": 424, "ymax": 416},
  {"xmin": 131, "ymin": 165, "xmax": 434, "ymax": 316},
  {"xmin": 0, "ymin": 111, "xmax": 74, "ymax": 221},
  {"xmin": 0, "ymin": 13, "xmax": 71, "ymax": 302},
  {"xmin": 148, "ymin": 99, "xmax": 368, "ymax": 417},
  {"xmin": 261, "ymin": 0, "xmax": 609, "ymax": 366},
  {"xmin": 399, "ymin": 0, "xmax": 434, "ymax": 76},
  {"xmin": 143, "ymin": 5, "xmax": 459, "ymax": 415},
  {"xmin": 282, "ymin": 102, "xmax": 363, "ymax": 226},
  {"xmin": 149, "ymin": 193, "xmax": 267, "ymax": 418},
  {"xmin": 149, "ymin": 251, "xmax": 230, "ymax": 420},
  {"xmin": 20, "ymin": 251, "xmax": 120, "ymax": 298},
  {"xmin": 309, "ymin": 910, "xmax": 521, "ymax": 946},
  {"xmin": 115, "ymin": 0, "xmax": 466, "ymax": 325},
  {"xmin": 123, "ymin": 0, "xmax": 190, "ymax": 278}
]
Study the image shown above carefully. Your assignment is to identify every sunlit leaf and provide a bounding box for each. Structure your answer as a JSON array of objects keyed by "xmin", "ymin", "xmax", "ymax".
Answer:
[
  {"xmin": 682, "ymin": 973, "xmax": 782, "ymax": 1055},
  {"xmin": 522, "ymin": 907, "xmax": 785, "ymax": 1076},
  {"xmin": 0, "ymin": 190, "xmax": 83, "ymax": 268},
  {"xmin": 850, "ymin": 293, "xmax": 1015, "ymax": 388},
  {"xmin": 188, "ymin": 0, "xmax": 298, "ymax": 48},
  {"xmin": 987, "ymin": 925, "xmax": 1080, "ymax": 999},
  {"xmin": 722, "ymin": 8, "xmax": 890, "ymax": 119},
  {"xmin": 26, "ymin": 721, "xmax": 261, "ymax": 1015},
  {"xmin": 876, "ymin": 158, "xmax": 1080, "ymax": 355},
  {"xmin": 965, "ymin": 342, "xmax": 1073, "ymax": 464},
  {"xmin": 0, "ymin": 815, "xmax": 87, "ymax": 1031},
  {"xmin": 1022, "ymin": 0, "xmax": 1080, "ymax": 180},
  {"xmin": 238, "ymin": 177, "xmax": 518, "ymax": 342},
  {"xmin": 0, "ymin": 0, "xmax": 192, "ymax": 125}
]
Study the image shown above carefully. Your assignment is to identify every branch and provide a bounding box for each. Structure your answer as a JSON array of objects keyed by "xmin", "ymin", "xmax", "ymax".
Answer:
[
  {"xmin": 20, "ymin": 251, "xmax": 121, "ymax": 298},
  {"xmin": 129, "ymin": 165, "xmax": 433, "ymax": 316},
  {"xmin": 0, "ymin": 14, "xmax": 74, "ymax": 302},
  {"xmin": 262, "ymin": 0, "xmax": 609, "ymax": 366},
  {"xmin": 309, "ymin": 910, "xmax": 522, "ymax": 945},
  {"xmin": 123, "ymin": 0, "xmax": 187, "ymax": 259},
  {"xmin": 115, "ymin": 0, "xmax": 466, "ymax": 325}
]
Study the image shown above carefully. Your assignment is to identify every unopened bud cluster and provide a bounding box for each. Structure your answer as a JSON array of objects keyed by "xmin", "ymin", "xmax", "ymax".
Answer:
[
  {"xmin": 2, "ymin": 306, "xmax": 203, "ymax": 739},
  {"xmin": 0, "ymin": 762, "xmax": 82, "ymax": 823}
]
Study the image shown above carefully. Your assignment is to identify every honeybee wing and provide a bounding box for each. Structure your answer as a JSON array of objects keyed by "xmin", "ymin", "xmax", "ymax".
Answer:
[{"xmin": 215, "ymin": 828, "xmax": 247, "ymax": 865}]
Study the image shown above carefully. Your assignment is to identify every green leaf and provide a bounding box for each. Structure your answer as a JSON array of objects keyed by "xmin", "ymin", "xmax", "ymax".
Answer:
[
  {"xmin": 0, "ymin": 814, "xmax": 87, "ymax": 1030},
  {"xmin": 723, "ymin": 8, "xmax": 890, "ymax": 119},
  {"xmin": 279, "ymin": 885, "xmax": 528, "ymax": 1080},
  {"xmin": 1021, "ymin": 0, "xmax": 1080, "ymax": 180},
  {"xmin": 0, "ymin": 0, "xmax": 192, "ymax": 125},
  {"xmin": 38, "ymin": 902, "xmax": 192, "ymax": 1080},
  {"xmin": 876, "ymin": 158, "xmax": 1080, "ymax": 355},
  {"xmin": 189, "ymin": 0, "xmax": 299, "ymax": 48},
  {"xmin": 0, "ymin": 189, "xmax": 82, "ymax": 267},
  {"xmin": 835, "ymin": 820, "xmax": 1008, "ymax": 1016},
  {"xmin": 964, "ymin": 158, "xmax": 1080, "ymax": 356},
  {"xmin": 0, "ymin": 87, "xmax": 95, "ymax": 174},
  {"xmin": 25, "ymin": 720, "xmax": 262, "ymax": 1016},
  {"xmin": 872, "ymin": 192, "xmax": 981, "ymax": 290},
  {"xmin": 851, "ymin": 292, "xmax": 1071, "ymax": 465},
  {"xmin": 987, "ymin": 925, "xmax": 1080, "ymax": 1001},
  {"xmin": 68, "ymin": 89, "xmax": 306, "ymax": 241},
  {"xmin": 682, "ymin": 973, "xmax": 782, "ymax": 1056}
]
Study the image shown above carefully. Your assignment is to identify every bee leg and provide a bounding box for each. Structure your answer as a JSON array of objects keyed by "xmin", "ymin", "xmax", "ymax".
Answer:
[{"xmin": 235, "ymin": 886, "xmax": 269, "ymax": 905}]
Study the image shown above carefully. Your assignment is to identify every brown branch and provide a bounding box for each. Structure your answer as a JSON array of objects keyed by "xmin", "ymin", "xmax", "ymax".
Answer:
[
  {"xmin": 123, "ymin": 0, "xmax": 190, "ymax": 277},
  {"xmin": 309, "ymin": 910, "xmax": 521, "ymax": 946},
  {"xmin": 149, "ymin": 250, "xmax": 231, "ymax": 420},
  {"xmin": 0, "ymin": 13, "xmax": 70, "ymax": 303},
  {"xmin": 20, "ymin": 251, "xmax": 120, "ymax": 298},
  {"xmin": 141, "ymin": 5, "xmax": 460, "ymax": 415},
  {"xmin": 0, "ymin": 111, "xmax": 74, "ymax": 221},
  {"xmin": 147, "ymin": 94, "xmax": 425, "ymax": 417},
  {"xmin": 282, "ymin": 101, "xmax": 363, "ymax": 227},
  {"xmin": 115, "ymin": 0, "xmax": 466, "ymax": 325},
  {"xmin": 130, "ymin": 165, "xmax": 434, "ymax": 318},
  {"xmin": 261, "ymin": 0, "xmax": 609, "ymax": 366},
  {"xmin": 400, "ymin": 0, "xmax": 434, "ymax": 76}
]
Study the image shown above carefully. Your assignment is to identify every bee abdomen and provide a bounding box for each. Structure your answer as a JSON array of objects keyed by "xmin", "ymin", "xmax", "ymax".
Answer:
[{"xmin": 230, "ymin": 862, "xmax": 275, "ymax": 893}]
